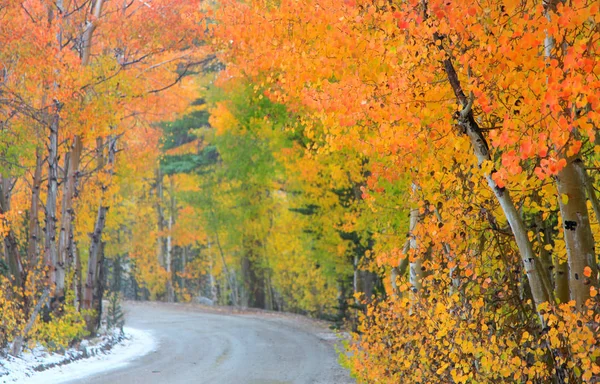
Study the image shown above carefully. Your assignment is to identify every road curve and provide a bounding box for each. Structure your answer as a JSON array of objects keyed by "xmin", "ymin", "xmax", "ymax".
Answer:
[{"xmin": 70, "ymin": 301, "xmax": 355, "ymax": 384}]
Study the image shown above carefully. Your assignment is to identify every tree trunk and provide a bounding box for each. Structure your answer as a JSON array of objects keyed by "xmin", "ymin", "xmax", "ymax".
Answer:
[
  {"xmin": 27, "ymin": 148, "xmax": 43, "ymax": 264},
  {"xmin": 10, "ymin": 289, "xmax": 50, "ymax": 356},
  {"xmin": 556, "ymin": 161, "xmax": 598, "ymax": 308},
  {"xmin": 208, "ymin": 244, "xmax": 218, "ymax": 302},
  {"xmin": 441, "ymin": 54, "xmax": 553, "ymax": 320},
  {"xmin": 211, "ymin": 212, "xmax": 239, "ymax": 305},
  {"xmin": 75, "ymin": 245, "xmax": 82, "ymax": 310},
  {"xmin": 574, "ymin": 161, "xmax": 600, "ymax": 228},
  {"xmin": 391, "ymin": 208, "xmax": 418, "ymax": 295},
  {"xmin": 56, "ymin": 136, "xmax": 83, "ymax": 298},
  {"xmin": 408, "ymin": 208, "xmax": 423, "ymax": 295},
  {"xmin": 80, "ymin": 0, "xmax": 104, "ymax": 66},
  {"xmin": 44, "ymin": 105, "xmax": 60, "ymax": 288},
  {"xmin": 83, "ymin": 205, "xmax": 108, "ymax": 331},
  {"xmin": 165, "ymin": 176, "xmax": 175, "ymax": 302},
  {"xmin": 83, "ymin": 135, "xmax": 117, "ymax": 332},
  {"xmin": 0, "ymin": 176, "xmax": 22, "ymax": 287},
  {"xmin": 180, "ymin": 246, "xmax": 186, "ymax": 295},
  {"xmin": 155, "ymin": 169, "xmax": 166, "ymax": 269}
]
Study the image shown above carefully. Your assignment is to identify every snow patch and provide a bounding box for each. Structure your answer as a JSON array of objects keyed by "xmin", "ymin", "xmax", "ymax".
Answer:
[{"xmin": 0, "ymin": 327, "xmax": 157, "ymax": 383}]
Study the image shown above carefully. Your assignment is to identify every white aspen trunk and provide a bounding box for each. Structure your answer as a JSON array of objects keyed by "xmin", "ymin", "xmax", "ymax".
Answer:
[
  {"xmin": 27, "ymin": 148, "xmax": 43, "ymax": 264},
  {"xmin": 83, "ymin": 135, "xmax": 117, "ymax": 331},
  {"xmin": 156, "ymin": 169, "xmax": 166, "ymax": 268},
  {"xmin": 57, "ymin": 137, "xmax": 83, "ymax": 298},
  {"xmin": 181, "ymin": 246, "xmax": 186, "ymax": 294},
  {"xmin": 408, "ymin": 208, "xmax": 423, "ymax": 294},
  {"xmin": 556, "ymin": 162, "xmax": 598, "ymax": 308},
  {"xmin": 83, "ymin": 205, "xmax": 108, "ymax": 332},
  {"xmin": 543, "ymin": 4, "xmax": 597, "ymax": 309},
  {"xmin": 208, "ymin": 241, "xmax": 218, "ymax": 302},
  {"xmin": 0, "ymin": 176, "xmax": 22, "ymax": 287},
  {"xmin": 433, "ymin": 206, "xmax": 460, "ymax": 292},
  {"xmin": 166, "ymin": 212, "xmax": 174, "ymax": 302},
  {"xmin": 441, "ymin": 55, "xmax": 552, "ymax": 321},
  {"xmin": 391, "ymin": 209, "xmax": 417, "ymax": 295},
  {"xmin": 81, "ymin": 0, "xmax": 104, "ymax": 66},
  {"xmin": 45, "ymin": 105, "xmax": 60, "ymax": 288}
]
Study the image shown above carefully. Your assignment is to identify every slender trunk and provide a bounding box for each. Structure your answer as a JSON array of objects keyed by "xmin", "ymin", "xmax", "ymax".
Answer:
[
  {"xmin": 81, "ymin": 0, "xmax": 104, "ymax": 66},
  {"xmin": 534, "ymin": 211, "xmax": 554, "ymax": 286},
  {"xmin": 433, "ymin": 206, "xmax": 460, "ymax": 292},
  {"xmin": 556, "ymin": 161, "xmax": 598, "ymax": 308},
  {"xmin": 93, "ymin": 241, "xmax": 106, "ymax": 327},
  {"xmin": 10, "ymin": 289, "xmax": 50, "ymax": 356},
  {"xmin": 44, "ymin": 105, "xmax": 60, "ymax": 288},
  {"xmin": 74, "ymin": 244, "xmax": 82, "ymax": 310},
  {"xmin": 28, "ymin": 149, "xmax": 43, "ymax": 264},
  {"xmin": 208, "ymin": 244, "xmax": 218, "ymax": 302},
  {"xmin": 165, "ymin": 176, "xmax": 175, "ymax": 302},
  {"xmin": 265, "ymin": 275, "xmax": 274, "ymax": 311},
  {"xmin": 353, "ymin": 254, "xmax": 359, "ymax": 300},
  {"xmin": 181, "ymin": 246, "xmax": 187, "ymax": 295},
  {"xmin": 0, "ymin": 176, "xmax": 22, "ymax": 287},
  {"xmin": 210, "ymin": 210, "xmax": 239, "ymax": 305},
  {"xmin": 83, "ymin": 205, "xmax": 108, "ymax": 330},
  {"xmin": 83, "ymin": 135, "xmax": 116, "ymax": 331},
  {"xmin": 156, "ymin": 169, "xmax": 166, "ymax": 268},
  {"xmin": 391, "ymin": 208, "xmax": 418, "ymax": 295},
  {"xmin": 166, "ymin": 212, "xmax": 174, "ymax": 302},
  {"xmin": 57, "ymin": 136, "xmax": 83, "ymax": 298},
  {"xmin": 408, "ymin": 208, "xmax": 423, "ymax": 294},
  {"xmin": 441, "ymin": 53, "xmax": 552, "ymax": 320}
]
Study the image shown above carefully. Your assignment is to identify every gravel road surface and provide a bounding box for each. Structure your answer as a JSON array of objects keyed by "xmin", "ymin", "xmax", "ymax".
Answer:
[{"xmin": 68, "ymin": 301, "xmax": 355, "ymax": 384}]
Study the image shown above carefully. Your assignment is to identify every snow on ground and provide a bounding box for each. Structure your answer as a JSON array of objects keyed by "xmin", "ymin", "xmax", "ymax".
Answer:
[{"xmin": 0, "ymin": 327, "xmax": 157, "ymax": 384}]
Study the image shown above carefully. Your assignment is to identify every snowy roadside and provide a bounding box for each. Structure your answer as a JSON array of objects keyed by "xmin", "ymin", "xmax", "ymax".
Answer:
[{"xmin": 0, "ymin": 327, "xmax": 157, "ymax": 384}]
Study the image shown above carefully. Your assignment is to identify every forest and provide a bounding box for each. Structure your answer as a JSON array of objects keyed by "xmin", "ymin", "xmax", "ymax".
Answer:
[{"xmin": 1, "ymin": 0, "xmax": 600, "ymax": 383}]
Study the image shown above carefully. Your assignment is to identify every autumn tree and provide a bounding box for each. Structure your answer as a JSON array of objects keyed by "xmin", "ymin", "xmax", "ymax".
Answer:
[{"xmin": 213, "ymin": 0, "xmax": 600, "ymax": 381}]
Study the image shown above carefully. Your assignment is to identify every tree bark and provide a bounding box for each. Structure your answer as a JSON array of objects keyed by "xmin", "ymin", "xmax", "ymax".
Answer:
[
  {"xmin": 44, "ymin": 104, "xmax": 60, "ymax": 288},
  {"xmin": 83, "ymin": 135, "xmax": 117, "ymax": 331},
  {"xmin": 181, "ymin": 246, "xmax": 187, "ymax": 295},
  {"xmin": 556, "ymin": 161, "xmax": 598, "ymax": 308},
  {"xmin": 83, "ymin": 205, "xmax": 108, "ymax": 331},
  {"xmin": 407, "ymin": 208, "xmax": 423, "ymax": 294},
  {"xmin": 155, "ymin": 168, "xmax": 166, "ymax": 269},
  {"xmin": 441, "ymin": 53, "xmax": 553, "ymax": 319},
  {"xmin": 208, "ymin": 243, "xmax": 218, "ymax": 302},
  {"xmin": 27, "ymin": 148, "xmax": 43, "ymax": 264},
  {"xmin": 10, "ymin": 289, "xmax": 50, "ymax": 356},
  {"xmin": 56, "ymin": 136, "xmax": 83, "ymax": 298},
  {"xmin": 80, "ymin": 0, "xmax": 104, "ymax": 66},
  {"xmin": 575, "ymin": 160, "xmax": 600, "ymax": 232},
  {"xmin": 0, "ymin": 176, "xmax": 22, "ymax": 287},
  {"xmin": 210, "ymin": 209, "xmax": 239, "ymax": 305},
  {"xmin": 391, "ymin": 208, "xmax": 418, "ymax": 295},
  {"xmin": 165, "ymin": 176, "xmax": 175, "ymax": 302}
]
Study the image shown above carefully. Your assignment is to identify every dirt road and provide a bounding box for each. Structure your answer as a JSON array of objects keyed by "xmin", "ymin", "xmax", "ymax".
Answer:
[{"xmin": 69, "ymin": 302, "xmax": 355, "ymax": 384}]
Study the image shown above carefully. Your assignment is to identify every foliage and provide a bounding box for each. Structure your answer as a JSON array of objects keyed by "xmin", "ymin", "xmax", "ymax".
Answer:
[
  {"xmin": 0, "ymin": 277, "xmax": 23, "ymax": 349},
  {"xmin": 31, "ymin": 287, "xmax": 89, "ymax": 352},
  {"xmin": 210, "ymin": 0, "xmax": 600, "ymax": 381},
  {"xmin": 0, "ymin": 0, "xmax": 211, "ymax": 352}
]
